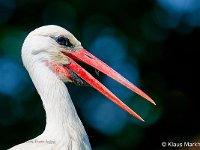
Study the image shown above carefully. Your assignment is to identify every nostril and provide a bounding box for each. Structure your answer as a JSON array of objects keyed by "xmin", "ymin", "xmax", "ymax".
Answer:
[{"xmin": 84, "ymin": 53, "xmax": 94, "ymax": 59}]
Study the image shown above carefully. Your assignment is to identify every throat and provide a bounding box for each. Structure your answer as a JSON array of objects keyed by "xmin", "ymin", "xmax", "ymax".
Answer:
[{"xmin": 28, "ymin": 63, "xmax": 87, "ymax": 140}]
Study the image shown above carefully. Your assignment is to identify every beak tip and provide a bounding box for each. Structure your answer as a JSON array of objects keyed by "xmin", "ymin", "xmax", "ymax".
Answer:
[
  {"xmin": 146, "ymin": 96, "xmax": 156, "ymax": 106},
  {"xmin": 151, "ymin": 99, "xmax": 156, "ymax": 106},
  {"xmin": 140, "ymin": 118, "xmax": 145, "ymax": 122},
  {"xmin": 138, "ymin": 116, "xmax": 145, "ymax": 122},
  {"xmin": 131, "ymin": 111, "xmax": 145, "ymax": 122}
]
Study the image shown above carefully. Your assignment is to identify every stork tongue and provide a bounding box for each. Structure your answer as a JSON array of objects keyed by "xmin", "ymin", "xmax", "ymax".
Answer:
[{"xmin": 63, "ymin": 49, "xmax": 156, "ymax": 121}]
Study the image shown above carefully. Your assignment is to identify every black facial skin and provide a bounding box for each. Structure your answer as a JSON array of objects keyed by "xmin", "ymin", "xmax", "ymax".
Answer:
[{"xmin": 67, "ymin": 69, "xmax": 89, "ymax": 86}]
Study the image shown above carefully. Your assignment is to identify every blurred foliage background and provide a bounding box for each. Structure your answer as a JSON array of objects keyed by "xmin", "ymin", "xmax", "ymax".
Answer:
[{"xmin": 0, "ymin": 0, "xmax": 199, "ymax": 149}]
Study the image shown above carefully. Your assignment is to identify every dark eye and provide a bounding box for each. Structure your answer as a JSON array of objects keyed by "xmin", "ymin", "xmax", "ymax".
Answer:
[{"xmin": 55, "ymin": 36, "xmax": 73, "ymax": 47}]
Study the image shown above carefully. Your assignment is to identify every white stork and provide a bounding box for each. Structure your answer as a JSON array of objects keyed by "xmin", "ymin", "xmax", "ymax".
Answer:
[{"xmin": 9, "ymin": 25, "xmax": 155, "ymax": 150}]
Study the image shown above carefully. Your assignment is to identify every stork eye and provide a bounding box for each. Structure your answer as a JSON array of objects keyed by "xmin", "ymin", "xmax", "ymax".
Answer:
[{"xmin": 55, "ymin": 36, "xmax": 73, "ymax": 47}]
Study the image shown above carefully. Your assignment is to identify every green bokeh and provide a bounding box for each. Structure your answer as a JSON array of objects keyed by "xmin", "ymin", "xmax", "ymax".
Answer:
[{"xmin": 0, "ymin": 0, "xmax": 199, "ymax": 150}]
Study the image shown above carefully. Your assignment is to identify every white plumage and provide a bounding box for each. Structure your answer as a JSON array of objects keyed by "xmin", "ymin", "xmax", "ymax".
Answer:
[
  {"xmin": 10, "ymin": 25, "xmax": 91, "ymax": 150},
  {"xmin": 9, "ymin": 25, "xmax": 155, "ymax": 150}
]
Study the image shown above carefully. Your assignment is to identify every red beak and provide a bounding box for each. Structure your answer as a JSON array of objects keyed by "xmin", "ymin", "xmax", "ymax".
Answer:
[{"xmin": 62, "ymin": 49, "xmax": 156, "ymax": 122}]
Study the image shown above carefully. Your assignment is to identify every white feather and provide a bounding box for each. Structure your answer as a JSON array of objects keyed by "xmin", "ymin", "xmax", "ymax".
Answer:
[{"xmin": 9, "ymin": 25, "xmax": 91, "ymax": 150}]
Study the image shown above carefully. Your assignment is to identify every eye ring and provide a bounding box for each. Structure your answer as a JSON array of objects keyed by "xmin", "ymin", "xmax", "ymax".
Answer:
[{"xmin": 55, "ymin": 36, "xmax": 73, "ymax": 47}]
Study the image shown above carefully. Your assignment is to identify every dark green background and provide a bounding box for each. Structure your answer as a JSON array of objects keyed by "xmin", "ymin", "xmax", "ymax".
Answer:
[{"xmin": 0, "ymin": 0, "xmax": 199, "ymax": 149}]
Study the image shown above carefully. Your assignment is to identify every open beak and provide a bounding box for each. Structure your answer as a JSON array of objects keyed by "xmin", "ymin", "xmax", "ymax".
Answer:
[{"xmin": 62, "ymin": 49, "xmax": 156, "ymax": 122}]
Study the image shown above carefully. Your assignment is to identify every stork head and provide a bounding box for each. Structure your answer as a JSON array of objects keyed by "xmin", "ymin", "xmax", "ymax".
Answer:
[
  {"xmin": 22, "ymin": 25, "xmax": 155, "ymax": 121},
  {"xmin": 22, "ymin": 25, "xmax": 80, "ymax": 70}
]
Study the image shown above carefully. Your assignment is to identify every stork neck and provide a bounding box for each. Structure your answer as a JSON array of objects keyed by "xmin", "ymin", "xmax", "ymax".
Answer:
[{"xmin": 28, "ymin": 62, "xmax": 88, "ymax": 142}]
